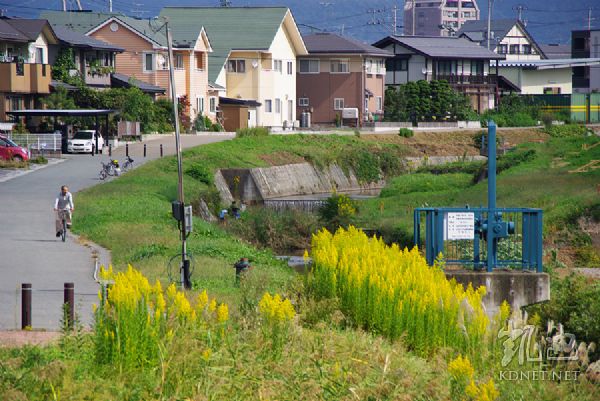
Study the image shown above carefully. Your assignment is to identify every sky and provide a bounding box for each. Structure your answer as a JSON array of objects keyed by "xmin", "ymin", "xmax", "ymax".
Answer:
[{"xmin": 0, "ymin": 0, "xmax": 598, "ymax": 45}]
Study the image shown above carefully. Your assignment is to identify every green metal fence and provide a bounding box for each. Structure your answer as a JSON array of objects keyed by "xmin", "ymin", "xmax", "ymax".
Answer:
[{"xmin": 520, "ymin": 94, "xmax": 600, "ymax": 123}]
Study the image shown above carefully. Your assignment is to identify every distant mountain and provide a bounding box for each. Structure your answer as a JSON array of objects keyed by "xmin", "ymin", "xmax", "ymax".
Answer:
[{"xmin": 5, "ymin": 0, "xmax": 599, "ymax": 46}]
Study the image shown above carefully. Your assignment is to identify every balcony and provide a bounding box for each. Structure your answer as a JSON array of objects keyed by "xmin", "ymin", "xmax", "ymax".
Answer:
[
  {"xmin": 85, "ymin": 70, "xmax": 111, "ymax": 87},
  {"xmin": 0, "ymin": 62, "xmax": 51, "ymax": 94},
  {"xmin": 434, "ymin": 74, "xmax": 497, "ymax": 85}
]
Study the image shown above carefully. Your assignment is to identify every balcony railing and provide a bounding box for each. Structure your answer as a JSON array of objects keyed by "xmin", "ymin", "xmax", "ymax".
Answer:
[
  {"xmin": 85, "ymin": 70, "xmax": 111, "ymax": 86},
  {"xmin": 0, "ymin": 62, "xmax": 51, "ymax": 94},
  {"xmin": 434, "ymin": 74, "xmax": 497, "ymax": 85}
]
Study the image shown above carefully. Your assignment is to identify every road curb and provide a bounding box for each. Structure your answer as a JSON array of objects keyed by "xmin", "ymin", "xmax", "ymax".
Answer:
[{"xmin": 0, "ymin": 158, "xmax": 66, "ymax": 183}]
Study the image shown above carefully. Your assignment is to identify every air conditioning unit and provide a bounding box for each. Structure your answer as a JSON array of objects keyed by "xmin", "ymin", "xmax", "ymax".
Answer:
[{"xmin": 342, "ymin": 108, "xmax": 359, "ymax": 119}]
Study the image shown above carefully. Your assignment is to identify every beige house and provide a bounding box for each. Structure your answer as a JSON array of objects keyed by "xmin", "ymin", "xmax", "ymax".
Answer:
[
  {"xmin": 160, "ymin": 7, "xmax": 308, "ymax": 130},
  {"xmin": 0, "ymin": 18, "xmax": 58, "ymax": 122},
  {"xmin": 42, "ymin": 11, "xmax": 214, "ymax": 121}
]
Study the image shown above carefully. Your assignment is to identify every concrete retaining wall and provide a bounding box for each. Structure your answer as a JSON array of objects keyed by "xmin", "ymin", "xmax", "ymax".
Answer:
[
  {"xmin": 405, "ymin": 155, "xmax": 487, "ymax": 170},
  {"xmin": 217, "ymin": 162, "xmax": 385, "ymax": 202}
]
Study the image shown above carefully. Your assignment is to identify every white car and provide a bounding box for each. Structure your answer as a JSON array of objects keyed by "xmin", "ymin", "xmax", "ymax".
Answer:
[{"xmin": 67, "ymin": 130, "xmax": 104, "ymax": 154}]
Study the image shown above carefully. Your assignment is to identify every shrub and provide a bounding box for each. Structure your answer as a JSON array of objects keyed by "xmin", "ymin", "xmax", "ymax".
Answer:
[
  {"xmin": 236, "ymin": 127, "xmax": 269, "ymax": 138},
  {"xmin": 541, "ymin": 112, "xmax": 554, "ymax": 127},
  {"xmin": 193, "ymin": 113, "xmax": 207, "ymax": 131},
  {"xmin": 398, "ymin": 127, "xmax": 414, "ymax": 138},
  {"xmin": 319, "ymin": 193, "xmax": 357, "ymax": 231},
  {"xmin": 544, "ymin": 124, "xmax": 588, "ymax": 138},
  {"xmin": 185, "ymin": 162, "xmax": 213, "ymax": 185},
  {"xmin": 210, "ymin": 122, "xmax": 223, "ymax": 132},
  {"xmin": 29, "ymin": 156, "xmax": 48, "ymax": 164},
  {"xmin": 309, "ymin": 226, "xmax": 489, "ymax": 355}
]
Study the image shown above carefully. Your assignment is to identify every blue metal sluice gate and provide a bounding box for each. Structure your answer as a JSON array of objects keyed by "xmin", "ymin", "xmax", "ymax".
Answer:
[{"xmin": 413, "ymin": 122, "xmax": 543, "ymax": 273}]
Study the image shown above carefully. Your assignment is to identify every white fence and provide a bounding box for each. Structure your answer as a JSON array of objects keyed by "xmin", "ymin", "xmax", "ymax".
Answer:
[{"xmin": 8, "ymin": 133, "xmax": 62, "ymax": 152}]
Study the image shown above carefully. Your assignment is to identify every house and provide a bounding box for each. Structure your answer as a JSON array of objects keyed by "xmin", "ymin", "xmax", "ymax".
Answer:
[
  {"xmin": 539, "ymin": 44, "xmax": 571, "ymax": 60},
  {"xmin": 49, "ymin": 25, "xmax": 124, "ymax": 89},
  {"xmin": 159, "ymin": 7, "xmax": 308, "ymax": 130},
  {"xmin": 458, "ymin": 19, "xmax": 545, "ymax": 61},
  {"xmin": 42, "ymin": 11, "xmax": 213, "ymax": 115},
  {"xmin": 297, "ymin": 33, "xmax": 393, "ymax": 126},
  {"xmin": 373, "ymin": 35, "xmax": 504, "ymax": 112},
  {"xmin": 0, "ymin": 18, "xmax": 58, "ymax": 122},
  {"xmin": 404, "ymin": 0, "xmax": 480, "ymax": 37},
  {"xmin": 572, "ymin": 29, "xmax": 600, "ymax": 93}
]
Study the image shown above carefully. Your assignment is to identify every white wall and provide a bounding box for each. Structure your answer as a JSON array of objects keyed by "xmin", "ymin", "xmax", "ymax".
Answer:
[
  {"xmin": 500, "ymin": 66, "xmax": 572, "ymax": 94},
  {"xmin": 497, "ymin": 25, "xmax": 542, "ymax": 61}
]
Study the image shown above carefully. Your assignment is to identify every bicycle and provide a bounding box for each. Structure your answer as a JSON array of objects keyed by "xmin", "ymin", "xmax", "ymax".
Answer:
[
  {"xmin": 99, "ymin": 160, "xmax": 118, "ymax": 180},
  {"xmin": 57, "ymin": 208, "xmax": 70, "ymax": 242},
  {"xmin": 121, "ymin": 156, "xmax": 134, "ymax": 172}
]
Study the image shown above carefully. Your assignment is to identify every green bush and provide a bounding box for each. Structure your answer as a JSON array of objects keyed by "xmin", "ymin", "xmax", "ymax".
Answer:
[
  {"xmin": 541, "ymin": 112, "xmax": 554, "ymax": 127},
  {"xmin": 185, "ymin": 162, "xmax": 213, "ymax": 185},
  {"xmin": 319, "ymin": 193, "xmax": 358, "ymax": 231},
  {"xmin": 398, "ymin": 127, "xmax": 414, "ymax": 138},
  {"xmin": 236, "ymin": 127, "xmax": 269, "ymax": 138},
  {"xmin": 211, "ymin": 122, "xmax": 223, "ymax": 132},
  {"xmin": 544, "ymin": 124, "xmax": 588, "ymax": 138},
  {"xmin": 193, "ymin": 113, "xmax": 207, "ymax": 131},
  {"xmin": 30, "ymin": 156, "xmax": 48, "ymax": 164}
]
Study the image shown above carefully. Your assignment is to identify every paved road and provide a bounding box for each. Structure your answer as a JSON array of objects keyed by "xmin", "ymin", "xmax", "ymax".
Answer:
[{"xmin": 0, "ymin": 134, "xmax": 233, "ymax": 330}]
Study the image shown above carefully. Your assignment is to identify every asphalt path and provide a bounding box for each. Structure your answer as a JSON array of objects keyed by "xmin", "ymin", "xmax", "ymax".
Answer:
[{"xmin": 0, "ymin": 134, "xmax": 233, "ymax": 330}]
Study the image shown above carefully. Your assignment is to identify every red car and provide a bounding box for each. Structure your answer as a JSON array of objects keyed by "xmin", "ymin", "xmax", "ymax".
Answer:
[{"xmin": 0, "ymin": 135, "xmax": 30, "ymax": 162}]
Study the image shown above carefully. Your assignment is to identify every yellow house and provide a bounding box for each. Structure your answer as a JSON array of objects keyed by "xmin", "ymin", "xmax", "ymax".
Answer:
[{"xmin": 160, "ymin": 7, "xmax": 308, "ymax": 130}]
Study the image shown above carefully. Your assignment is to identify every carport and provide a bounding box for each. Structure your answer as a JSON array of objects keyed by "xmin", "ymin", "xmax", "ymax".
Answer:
[{"xmin": 7, "ymin": 109, "xmax": 117, "ymax": 154}]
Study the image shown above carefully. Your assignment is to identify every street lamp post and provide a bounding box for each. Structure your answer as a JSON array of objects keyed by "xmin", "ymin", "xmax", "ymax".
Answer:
[
  {"xmin": 165, "ymin": 20, "xmax": 191, "ymax": 289},
  {"xmin": 487, "ymin": 0, "xmax": 495, "ymax": 50}
]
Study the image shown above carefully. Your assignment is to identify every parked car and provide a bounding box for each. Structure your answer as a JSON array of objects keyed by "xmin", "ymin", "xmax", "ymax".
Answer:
[
  {"xmin": 0, "ymin": 135, "xmax": 30, "ymax": 161},
  {"xmin": 67, "ymin": 130, "xmax": 104, "ymax": 154}
]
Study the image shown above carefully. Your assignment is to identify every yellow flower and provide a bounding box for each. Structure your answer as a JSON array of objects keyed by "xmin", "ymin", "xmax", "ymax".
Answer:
[
  {"xmin": 208, "ymin": 299, "xmax": 217, "ymax": 313},
  {"xmin": 448, "ymin": 355, "xmax": 474, "ymax": 381},
  {"xmin": 196, "ymin": 290, "xmax": 208, "ymax": 311},
  {"xmin": 216, "ymin": 303, "xmax": 229, "ymax": 323},
  {"xmin": 202, "ymin": 348, "xmax": 212, "ymax": 361}
]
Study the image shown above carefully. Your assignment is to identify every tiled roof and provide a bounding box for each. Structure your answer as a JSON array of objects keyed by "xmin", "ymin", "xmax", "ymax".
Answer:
[
  {"xmin": 539, "ymin": 44, "xmax": 571, "ymax": 59},
  {"xmin": 52, "ymin": 26, "xmax": 124, "ymax": 52},
  {"xmin": 111, "ymin": 72, "xmax": 166, "ymax": 94},
  {"xmin": 3, "ymin": 19, "xmax": 49, "ymax": 41},
  {"xmin": 159, "ymin": 7, "xmax": 291, "ymax": 82},
  {"xmin": 374, "ymin": 36, "xmax": 504, "ymax": 60},
  {"xmin": 0, "ymin": 19, "xmax": 30, "ymax": 42},
  {"xmin": 40, "ymin": 10, "xmax": 168, "ymax": 47},
  {"xmin": 303, "ymin": 33, "xmax": 393, "ymax": 57}
]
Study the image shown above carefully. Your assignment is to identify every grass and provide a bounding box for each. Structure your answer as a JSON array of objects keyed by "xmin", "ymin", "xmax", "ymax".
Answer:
[{"xmin": 355, "ymin": 135, "xmax": 600, "ymax": 253}]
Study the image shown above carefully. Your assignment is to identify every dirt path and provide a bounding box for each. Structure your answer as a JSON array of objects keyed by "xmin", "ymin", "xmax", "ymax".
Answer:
[{"xmin": 0, "ymin": 330, "xmax": 61, "ymax": 347}]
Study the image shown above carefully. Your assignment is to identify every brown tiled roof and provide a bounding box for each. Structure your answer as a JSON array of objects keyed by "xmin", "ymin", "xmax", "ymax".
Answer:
[{"xmin": 304, "ymin": 33, "xmax": 392, "ymax": 57}]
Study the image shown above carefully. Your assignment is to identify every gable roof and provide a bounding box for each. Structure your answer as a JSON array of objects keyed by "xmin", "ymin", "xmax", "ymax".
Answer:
[
  {"xmin": 457, "ymin": 19, "xmax": 546, "ymax": 58},
  {"xmin": 0, "ymin": 19, "xmax": 30, "ymax": 42},
  {"xmin": 40, "ymin": 10, "xmax": 168, "ymax": 48},
  {"xmin": 373, "ymin": 36, "xmax": 504, "ymax": 60},
  {"xmin": 0, "ymin": 18, "xmax": 58, "ymax": 44},
  {"xmin": 159, "ymin": 7, "xmax": 307, "ymax": 82},
  {"xmin": 52, "ymin": 25, "xmax": 123, "ymax": 52},
  {"xmin": 303, "ymin": 33, "xmax": 393, "ymax": 57},
  {"xmin": 539, "ymin": 44, "xmax": 571, "ymax": 59}
]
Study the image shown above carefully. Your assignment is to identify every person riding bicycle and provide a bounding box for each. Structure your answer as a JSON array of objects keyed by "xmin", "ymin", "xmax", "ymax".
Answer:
[{"xmin": 54, "ymin": 185, "xmax": 74, "ymax": 237}]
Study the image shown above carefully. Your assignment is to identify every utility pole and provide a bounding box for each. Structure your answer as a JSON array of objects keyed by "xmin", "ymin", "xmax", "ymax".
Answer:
[
  {"xmin": 412, "ymin": 0, "xmax": 416, "ymax": 35},
  {"xmin": 393, "ymin": 4, "xmax": 398, "ymax": 36},
  {"xmin": 62, "ymin": 0, "xmax": 66, "ymax": 11},
  {"xmin": 165, "ymin": 19, "xmax": 191, "ymax": 290},
  {"xmin": 220, "ymin": 0, "xmax": 232, "ymax": 6},
  {"xmin": 515, "ymin": 4, "xmax": 526, "ymax": 22},
  {"xmin": 589, "ymin": 7, "xmax": 592, "ymax": 31},
  {"xmin": 487, "ymin": 0, "xmax": 494, "ymax": 50},
  {"xmin": 109, "ymin": 0, "xmax": 112, "ymax": 13},
  {"xmin": 75, "ymin": 0, "xmax": 82, "ymax": 11}
]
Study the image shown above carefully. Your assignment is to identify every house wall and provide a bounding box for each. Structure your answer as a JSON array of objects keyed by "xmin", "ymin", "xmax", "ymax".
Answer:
[
  {"xmin": 28, "ymin": 34, "xmax": 49, "ymax": 64},
  {"xmin": 189, "ymin": 36, "xmax": 209, "ymax": 120},
  {"xmin": 500, "ymin": 67, "xmax": 572, "ymax": 95},
  {"xmin": 591, "ymin": 31, "xmax": 600, "ymax": 92},
  {"xmin": 496, "ymin": 25, "xmax": 542, "ymax": 61}
]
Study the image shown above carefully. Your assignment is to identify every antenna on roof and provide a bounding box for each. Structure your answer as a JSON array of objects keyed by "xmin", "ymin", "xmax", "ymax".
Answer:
[{"xmin": 220, "ymin": 0, "xmax": 232, "ymax": 6}]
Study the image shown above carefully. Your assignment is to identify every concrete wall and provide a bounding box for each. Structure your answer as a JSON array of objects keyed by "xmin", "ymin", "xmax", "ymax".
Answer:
[{"xmin": 217, "ymin": 162, "xmax": 385, "ymax": 202}]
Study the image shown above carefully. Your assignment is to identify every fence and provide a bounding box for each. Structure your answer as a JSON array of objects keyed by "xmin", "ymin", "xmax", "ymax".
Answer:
[
  {"xmin": 522, "ymin": 93, "xmax": 600, "ymax": 123},
  {"xmin": 8, "ymin": 132, "xmax": 62, "ymax": 153}
]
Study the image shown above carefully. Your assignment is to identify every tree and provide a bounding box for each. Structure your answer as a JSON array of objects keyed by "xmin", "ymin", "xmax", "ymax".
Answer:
[
  {"xmin": 178, "ymin": 94, "xmax": 192, "ymax": 133},
  {"xmin": 51, "ymin": 48, "xmax": 77, "ymax": 83}
]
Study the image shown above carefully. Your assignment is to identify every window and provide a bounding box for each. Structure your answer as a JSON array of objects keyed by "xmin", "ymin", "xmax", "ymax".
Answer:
[
  {"xmin": 386, "ymin": 58, "xmax": 408, "ymax": 71},
  {"xmin": 470, "ymin": 60, "xmax": 484, "ymax": 76},
  {"xmin": 299, "ymin": 59, "xmax": 319, "ymax": 73},
  {"xmin": 35, "ymin": 47, "xmax": 44, "ymax": 64},
  {"xmin": 298, "ymin": 97, "xmax": 309, "ymax": 107},
  {"xmin": 463, "ymin": 11, "xmax": 472, "ymax": 18},
  {"xmin": 509, "ymin": 44, "xmax": 520, "ymax": 54},
  {"xmin": 497, "ymin": 44, "xmax": 508, "ymax": 54},
  {"xmin": 436, "ymin": 60, "xmax": 457, "ymax": 75},
  {"xmin": 227, "ymin": 59, "xmax": 246, "ymax": 73},
  {"xmin": 197, "ymin": 97, "xmax": 204, "ymax": 114},
  {"xmin": 522, "ymin": 44, "xmax": 532, "ymax": 55},
  {"xmin": 143, "ymin": 53, "xmax": 155, "ymax": 72},
  {"xmin": 376, "ymin": 96, "xmax": 382, "ymax": 111},
  {"xmin": 209, "ymin": 97, "xmax": 216, "ymax": 113},
  {"xmin": 330, "ymin": 59, "xmax": 349, "ymax": 73},
  {"xmin": 275, "ymin": 98, "xmax": 281, "ymax": 113},
  {"xmin": 196, "ymin": 53, "xmax": 204, "ymax": 69},
  {"xmin": 273, "ymin": 59, "xmax": 282, "ymax": 73},
  {"xmin": 10, "ymin": 97, "xmax": 21, "ymax": 111},
  {"xmin": 543, "ymin": 87, "xmax": 561, "ymax": 94},
  {"xmin": 287, "ymin": 61, "xmax": 293, "ymax": 75},
  {"xmin": 174, "ymin": 54, "xmax": 184, "ymax": 69},
  {"xmin": 334, "ymin": 98, "xmax": 344, "ymax": 110},
  {"xmin": 265, "ymin": 99, "xmax": 272, "ymax": 112}
]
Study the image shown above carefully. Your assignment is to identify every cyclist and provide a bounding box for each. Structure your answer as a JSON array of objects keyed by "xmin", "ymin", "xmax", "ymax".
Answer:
[{"xmin": 54, "ymin": 185, "xmax": 74, "ymax": 237}]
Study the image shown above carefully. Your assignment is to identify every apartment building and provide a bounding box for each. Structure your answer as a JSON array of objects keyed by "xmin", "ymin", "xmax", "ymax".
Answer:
[
  {"xmin": 572, "ymin": 29, "xmax": 600, "ymax": 93},
  {"xmin": 404, "ymin": 0, "xmax": 480, "ymax": 37}
]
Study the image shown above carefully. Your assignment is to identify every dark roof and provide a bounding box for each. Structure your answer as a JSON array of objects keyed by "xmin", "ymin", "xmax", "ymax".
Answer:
[
  {"xmin": 7, "ymin": 109, "xmax": 116, "ymax": 117},
  {"xmin": 0, "ymin": 19, "xmax": 30, "ymax": 42},
  {"xmin": 219, "ymin": 97, "xmax": 261, "ymax": 107},
  {"xmin": 457, "ymin": 19, "xmax": 546, "ymax": 58},
  {"xmin": 373, "ymin": 36, "xmax": 504, "ymax": 60},
  {"xmin": 0, "ymin": 18, "xmax": 58, "ymax": 44},
  {"xmin": 303, "ymin": 33, "xmax": 392, "ymax": 57},
  {"xmin": 40, "ymin": 10, "xmax": 168, "ymax": 47},
  {"xmin": 159, "ymin": 7, "xmax": 295, "ymax": 82},
  {"xmin": 111, "ymin": 72, "xmax": 166, "ymax": 94},
  {"xmin": 52, "ymin": 26, "xmax": 123, "ymax": 52},
  {"xmin": 50, "ymin": 80, "xmax": 78, "ymax": 91},
  {"xmin": 539, "ymin": 44, "xmax": 571, "ymax": 59}
]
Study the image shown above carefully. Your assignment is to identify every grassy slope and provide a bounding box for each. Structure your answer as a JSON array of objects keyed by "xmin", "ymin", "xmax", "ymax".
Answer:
[{"xmin": 355, "ymin": 135, "xmax": 600, "ymax": 251}]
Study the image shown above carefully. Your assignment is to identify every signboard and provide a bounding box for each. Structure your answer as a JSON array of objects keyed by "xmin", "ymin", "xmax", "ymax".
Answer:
[
  {"xmin": 445, "ymin": 212, "xmax": 475, "ymax": 240},
  {"xmin": 342, "ymin": 108, "xmax": 358, "ymax": 119}
]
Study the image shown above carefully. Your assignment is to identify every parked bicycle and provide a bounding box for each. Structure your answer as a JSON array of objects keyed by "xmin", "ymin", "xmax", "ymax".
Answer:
[
  {"xmin": 99, "ymin": 159, "xmax": 119, "ymax": 180},
  {"xmin": 121, "ymin": 156, "xmax": 134, "ymax": 172}
]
